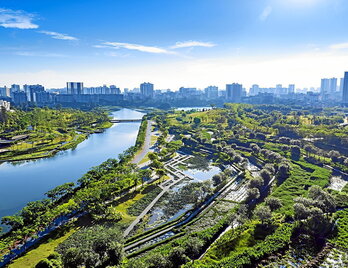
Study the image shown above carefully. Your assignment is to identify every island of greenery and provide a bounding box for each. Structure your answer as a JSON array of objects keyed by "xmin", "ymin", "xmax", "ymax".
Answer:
[{"xmin": 0, "ymin": 107, "xmax": 112, "ymax": 161}]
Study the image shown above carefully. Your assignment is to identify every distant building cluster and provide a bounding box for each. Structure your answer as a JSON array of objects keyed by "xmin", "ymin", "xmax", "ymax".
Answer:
[{"xmin": 1, "ymin": 72, "xmax": 348, "ymax": 107}]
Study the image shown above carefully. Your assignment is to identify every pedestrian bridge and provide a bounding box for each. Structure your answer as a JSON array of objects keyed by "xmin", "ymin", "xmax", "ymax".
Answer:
[{"xmin": 110, "ymin": 119, "xmax": 142, "ymax": 123}]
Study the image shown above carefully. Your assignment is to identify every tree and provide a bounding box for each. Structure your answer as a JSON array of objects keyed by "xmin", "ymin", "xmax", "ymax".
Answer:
[
  {"xmin": 304, "ymin": 144, "xmax": 314, "ymax": 157},
  {"xmin": 328, "ymin": 150, "xmax": 340, "ymax": 162},
  {"xmin": 193, "ymin": 117, "xmax": 201, "ymax": 125},
  {"xmin": 254, "ymin": 206, "xmax": 272, "ymax": 224},
  {"xmin": 58, "ymin": 225, "xmax": 124, "ymax": 268},
  {"xmin": 183, "ymin": 237, "xmax": 204, "ymax": 258},
  {"xmin": 168, "ymin": 247, "xmax": 188, "ymax": 266},
  {"xmin": 45, "ymin": 182, "xmax": 75, "ymax": 201},
  {"xmin": 36, "ymin": 253, "xmax": 62, "ymax": 268},
  {"xmin": 1, "ymin": 215, "xmax": 24, "ymax": 229},
  {"xmin": 277, "ymin": 162, "xmax": 290, "ymax": 182},
  {"xmin": 140, "ymin": 169, "xmax": 152, "ymax": 185},
  {"xmin": 234, "ymin": 154, "xmax": 243, "ymax": 164},
  {"xmin": 264, "ymin": 164, "xmax": 275, "ymax": 174},
  {"xmin": 308, "ymin": 185, "xmax": 336, "ymax": 213},
  {"xmin": 260, "ymin": 169, "xmax": 272, "ymax": 185},
  {"xmin": 249, "ymin": 177, "xmax": 264, "ymax": 189},
  {"xmin": 247, "ymin": 188, "xmax": 260, "ymax": 201},
  {"xmin": 265, "ymin": 197, "xmax": 282, "ymax": 211},
  {"xmin": 146, "ymin": 252, "xmax": 169, "ymax": 268},
  {"xmin": 294, "ymin": 203, "xmax": 310, "ymax": 220},
  {"xmin": 223, "ymin": 168, "xmax": 233, "ymax": 177},
  {"xmin": 148, "ymin": 152, "xmax": 158, "ymax": 161},
  {"xmin": 212, "ymin": 174, "xmax": 222, "ymax": 186},
  {"xmin": 250, "ymin": 143, "xmax": 261, "ymax": 154},
  {"xmin": 291, "ymin": 145, "xmax": 301, "ymax": 160},
  {"xmin": 155, "ymin": 169, "xmax": 166, "ymax": 183}
]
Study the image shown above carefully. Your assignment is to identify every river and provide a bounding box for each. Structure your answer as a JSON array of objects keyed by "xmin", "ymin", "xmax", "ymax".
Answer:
[{"xmin": 0, "ymin": 108, "xmax": 145, "ymax": 230}]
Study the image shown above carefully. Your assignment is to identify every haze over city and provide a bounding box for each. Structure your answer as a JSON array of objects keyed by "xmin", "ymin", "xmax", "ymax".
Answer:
[{"xmin": 1, "ymin": 0, "xmax": 348, "ymax": 89}]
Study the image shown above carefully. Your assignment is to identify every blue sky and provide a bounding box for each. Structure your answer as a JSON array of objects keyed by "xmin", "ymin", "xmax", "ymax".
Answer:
[{"xmin": 1, "ymin": 0, "xmax": 348, "ymax": 89}]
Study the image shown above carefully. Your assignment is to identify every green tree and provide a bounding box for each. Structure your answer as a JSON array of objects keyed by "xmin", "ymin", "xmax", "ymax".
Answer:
[{"xmin": 254, "ymin": 206, "xmax": 272, "ymax": 224}]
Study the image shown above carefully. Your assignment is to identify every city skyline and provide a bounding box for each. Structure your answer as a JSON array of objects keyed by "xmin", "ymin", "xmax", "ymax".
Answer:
[{"xmin": 1, "ymin": 0, "xmax": 348, "ymax": 89}]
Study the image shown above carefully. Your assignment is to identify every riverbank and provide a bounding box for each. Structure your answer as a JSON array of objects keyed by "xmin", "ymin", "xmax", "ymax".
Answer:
[
  {"xmin": 0, "ymin": 108, "xmax": 113, "ymax": 163},
  {"xmin": 0, "ymin": 122, "xmax": 113, "ymax": 163}
]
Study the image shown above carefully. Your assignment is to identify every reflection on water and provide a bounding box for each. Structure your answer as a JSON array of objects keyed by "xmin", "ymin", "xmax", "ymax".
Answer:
[
  {"xmin": 0, "ymin": 109, "xmax": 145, "ymax": 229},
  {"xmin": 182, "ymin": 165, "xmax": 221, "ymax": 182},
  {"xmin": 145, "ymin": 164, "xmax": 221, "ymax": 230}
]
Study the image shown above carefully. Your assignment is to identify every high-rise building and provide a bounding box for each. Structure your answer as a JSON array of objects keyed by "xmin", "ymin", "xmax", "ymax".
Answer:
[
  {"xmin": 110, "ymin": 85, "xmax": 121, "ymax": 94},
  {"xmin": 321, "ymin": 78, "xmax": 330, "ymax": 94},
  {"xmin": 13, "ymin": 91, "xmax": 28, "ymax": 105},
  {"xmin": 0, "ymin": 87, "xmax": 10, "ymax": 97},
  {"xmin": 140, "ymin": 82, "xmax": 154, "ymax": 98},
  {"xmin": 288, "ymin": 84, "xmax": 295, "ymax": 94},
  {"xmin": 321, "ymin": 78, "xmax": 337, "ymax": 95},
  {"xmin": 204, "ymin": 86, "xmax": 218, "ymax": 99},
  {"xmin": 339, "ymin": 78, "xmax": 344, "ymax": 92},
  {"xmin": 226, "ymin": 83, "xmax": 242, "ymax": 102},
  {"xmin": 330, "ymin": 78, "xmax": 337, "ymax": 92},
  {"xmin": 28, "ymin": 85, "xmax": 45, "ymax": 102},
  {"xmin": 11, "ymin": 84, "xmax": 20, "ymax": 92},
  {"xmin": 250, "ymin": 84, "xmax": 260, "ymax": 96},
  {"xmin": 67, "ymin": 82, "xmax": 84, "ymax": 95},
  {"xmin": 343, "ymin": 72, "xmax": 348, "ymax": 105}
]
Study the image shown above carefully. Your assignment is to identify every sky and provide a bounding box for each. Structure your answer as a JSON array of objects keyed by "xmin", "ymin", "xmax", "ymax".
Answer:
[{"xmin": 1, "ymin": 0, "xmax": 348, "ymax": 90}]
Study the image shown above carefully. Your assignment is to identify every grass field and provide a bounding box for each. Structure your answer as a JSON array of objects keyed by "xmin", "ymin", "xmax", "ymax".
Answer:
[{"xmin": 9, "ymin": 229, "xmax": 76, "ymax": 268}]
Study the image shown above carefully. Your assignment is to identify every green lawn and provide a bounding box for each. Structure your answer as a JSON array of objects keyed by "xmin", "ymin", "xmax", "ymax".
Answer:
[{"xmin": 9, "ymin": 229, "xmax": 76, "ymax": 268}]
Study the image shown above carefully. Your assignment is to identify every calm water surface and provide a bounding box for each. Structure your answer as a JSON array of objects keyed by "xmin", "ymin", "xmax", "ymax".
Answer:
[{"xmin": 0, "ymin": 108, "xmax": 145, "ymax": 224}]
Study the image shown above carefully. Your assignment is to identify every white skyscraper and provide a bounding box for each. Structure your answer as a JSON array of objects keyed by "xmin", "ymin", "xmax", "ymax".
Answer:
[
  {"xmin": 67, "ymin": 82, "xmax": 84, "ymax": 94},
  {"xmin": 288, "ymin": 84, "xmax": 295, "ymax": 94},
  {"xmin": 321, "ymin": 78, "xmax": 330, "ymax": 94},
  {"xmin": 250, "ymin": 84, "xmax": 260, "ymax": 96}
]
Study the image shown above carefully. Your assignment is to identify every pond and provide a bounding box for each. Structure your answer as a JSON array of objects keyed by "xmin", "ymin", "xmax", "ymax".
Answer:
[{"xmin": 145, "ymin": 161, "xmax": 221, "ymax": 230}]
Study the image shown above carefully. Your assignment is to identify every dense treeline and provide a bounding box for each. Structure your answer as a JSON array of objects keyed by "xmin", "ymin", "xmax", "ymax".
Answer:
[
  {"xmin": 125, "ymin": 105, "xmax": 347, "ymax": 267},
  {"xmin": 0, "ymin": 107, "xmax": 109, "ymax": 134},
  {"xmin": 2, "ymin": 104, "xmax": 348, "ymax": 267},
  {"xmin": 0, "ymin": 107, "xmax": 112, "ymax": 161}
]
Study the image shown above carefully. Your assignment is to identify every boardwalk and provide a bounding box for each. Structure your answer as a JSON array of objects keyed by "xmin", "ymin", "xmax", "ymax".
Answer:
[{"xmin": 123, "ymin": 153, "xmax": 195, "ymax": 237}]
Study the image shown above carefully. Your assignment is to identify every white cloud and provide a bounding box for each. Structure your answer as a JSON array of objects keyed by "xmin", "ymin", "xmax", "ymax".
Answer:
[
  {"xmin": 14, "ymin": 51, "xmax": 67, "ymax": 57},
  {"xmin": 4, "ymin": 49, "xmax": 347, "ymax": 90},
  {"xmin": 329, "ymin": 42, "xmax": 348, "ymax": 50},
  {"xmin": 170, "ymin": 41, "xmax": 216, "ymax": 49},
  {"xmin": 39, "ymin": 31, "xmax": 78, "ymax": 40},
  {"xmin": 101, "ymin": 42, "xmax": 174, "ymax": 54},
  {"xmin": 259, "ymin": 6, "xmax": 273, "ymax": 21},
  {"xmin": 0, "ymin": 8, "xmax": 38, "ymax": 29}
]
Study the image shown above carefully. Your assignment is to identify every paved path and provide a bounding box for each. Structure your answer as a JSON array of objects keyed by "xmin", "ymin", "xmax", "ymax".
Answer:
[
  {"xmin": 132, "ymin": 120, "xmax": 153, "ymax": 164},
  {"xmin": 124, "ymin": 168, "xmax": 243, "ymax": 252},
  {"xmin": 123, "ymin": 154, "xmax": 194, "ymax": 237}
]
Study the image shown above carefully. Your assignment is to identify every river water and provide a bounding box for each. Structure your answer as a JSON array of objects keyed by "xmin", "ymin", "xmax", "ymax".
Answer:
[{"xmin": 0, "ymin": 108, "xmax": 145, "ymax": 229}]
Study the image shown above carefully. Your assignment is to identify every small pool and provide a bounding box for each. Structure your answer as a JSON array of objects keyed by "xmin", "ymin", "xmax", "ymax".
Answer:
[{"xmin": 182, "ymin": 165, "xmax": 221, "ymax": 182}]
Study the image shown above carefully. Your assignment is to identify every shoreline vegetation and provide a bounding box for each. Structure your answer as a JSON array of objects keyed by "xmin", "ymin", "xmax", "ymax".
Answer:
[
  {"xmin": 1, "ymin": 104, "xmax": 348, "ymax": 268},
  {"xmin": 0, "ymin": 113, "xmax": 149, "ymax": 267},
  {"xmin": 0, "ymin": 107, "xmax": 114, "ymax": 163}
]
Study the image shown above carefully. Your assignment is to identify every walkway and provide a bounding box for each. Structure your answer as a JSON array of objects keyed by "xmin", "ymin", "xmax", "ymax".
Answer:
[
  {"xmin": 123, "ymin": 153, "xmax": 194, "ymax": 237},
  {"xmin": 132, "ymin": 120, "xmax": 153, "ymax": 164},
  {"xmin": 124, "ymin": 169, "xmax": 243, "ymax": 253}
]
